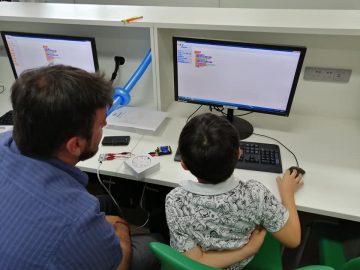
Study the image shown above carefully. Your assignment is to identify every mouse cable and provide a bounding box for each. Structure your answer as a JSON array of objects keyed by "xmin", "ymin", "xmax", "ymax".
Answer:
[
  {"xmin": 186, "ymin": 105, "xmax": 254, "ymax": 123},
  {"xmin": 186, "ymin": 105, "xmax": 203, "ymax": 123},
  {"xmin": 252, "ymin": 132, "xmax": 299, "ymax": 167},
  {"xmin": 209, "ymin": 105, "xmax": 254, "ymax": 117},
  {"xmin": 96, "ymin": 161, "xmax": 124, "ymax": 217}
]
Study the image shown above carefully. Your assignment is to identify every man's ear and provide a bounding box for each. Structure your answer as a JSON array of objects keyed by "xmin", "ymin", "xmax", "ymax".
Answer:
[
  {"xmin": 64, "ymin": 136, "xmax": 85, "ymax": 157},
  {"xmin": 180, "ymin": 160, "xmax": 188, "ymax": 171}
]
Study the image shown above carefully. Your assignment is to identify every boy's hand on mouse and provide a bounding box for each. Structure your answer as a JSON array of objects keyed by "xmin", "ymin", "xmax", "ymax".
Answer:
[
  {"xmin": 247, "ymin": 227, "xmax": 266, "ymax": 255},
  {"xmin": 276, "ymin": 169, "xmax": 303, "ymax": 199}
]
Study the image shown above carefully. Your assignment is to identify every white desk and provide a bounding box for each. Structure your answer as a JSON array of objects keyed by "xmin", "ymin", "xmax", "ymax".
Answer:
[
  {"xmin": 77, "ymin": 103, "xmax": 360, "ymax": 223},
  {"xmin": 0, "ymin": 83, "xmax": 13, "ymax": 134}
]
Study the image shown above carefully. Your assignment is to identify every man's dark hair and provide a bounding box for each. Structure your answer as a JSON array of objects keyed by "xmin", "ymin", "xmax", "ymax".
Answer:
[
  {"xmin": 179, "ymin": 113, "xmax": 240, "ymax": 184},
  {"xmin": 11, "ymin": 65, "xmax": 113, "ymax": 158}
]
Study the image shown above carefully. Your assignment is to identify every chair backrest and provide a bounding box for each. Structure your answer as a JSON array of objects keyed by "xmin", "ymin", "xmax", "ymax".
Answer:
[
  {"xmin": 296, "ymin": 266, "xmax": 335, "ymax": 270},
  {"xmin": 342, "ymin": 257, "xmax": 360, "ymax": 270},
  {"xmin": 149, "ymin": 242, "xmax": 218, "ymax": 270},
  {"xmin": 244, "ymin": 233, "xmax": 283, "ymax": 270},
  {"xmin": 315, "ymin": 221, "xmax": 360, "ymax": 270}
]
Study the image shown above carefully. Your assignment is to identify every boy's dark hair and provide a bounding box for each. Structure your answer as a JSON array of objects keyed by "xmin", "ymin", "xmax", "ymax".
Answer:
[
  {"xmin": 11, "ymin": 65, "xmax": 113, "ymax": 158},
  {"xmin": 179, "ymin": 113, "xmax": 240, "ymax": 184}
]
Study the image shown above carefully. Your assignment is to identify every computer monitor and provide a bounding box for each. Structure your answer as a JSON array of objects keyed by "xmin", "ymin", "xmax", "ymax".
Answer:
[
  {"xmin": 173, "ymin": 37, "xmax": 306, "ymax": 139},
  {"xmin": 1, "ymin": 31, "xmax": 99, "ymax": 78}
]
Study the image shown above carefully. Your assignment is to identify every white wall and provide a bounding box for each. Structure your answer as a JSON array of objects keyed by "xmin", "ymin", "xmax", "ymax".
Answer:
[{"xmin": 156, "ymin": 28, "xmax": 360, "ymax": 120}]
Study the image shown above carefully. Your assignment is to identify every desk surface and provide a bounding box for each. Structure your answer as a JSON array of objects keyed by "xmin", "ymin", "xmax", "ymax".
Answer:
[
  {"xmin": 1, "ymin": 94, "xmax": 360, "ymax": 222},
  {"xmin": 1, "ymin": 87, "xmax": 360, "ymax": 222},
  {"xmin": 76, "ymin": 103, "xmax": 360, "ymax": 222}
]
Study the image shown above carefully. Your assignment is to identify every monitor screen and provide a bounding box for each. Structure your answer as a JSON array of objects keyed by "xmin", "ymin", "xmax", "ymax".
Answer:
[
  {"xmin": 173, "ymin": 37, "xmax": 306, "ymax": 139},
  {"xmin": 1, "ymin": 31, "xmax": 99, "ymax": 78}
]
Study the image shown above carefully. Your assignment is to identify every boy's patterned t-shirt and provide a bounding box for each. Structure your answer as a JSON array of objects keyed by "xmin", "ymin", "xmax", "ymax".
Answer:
[{"xmin": 165, "ymin": 175, "xmax": 289, "ymax": 270}]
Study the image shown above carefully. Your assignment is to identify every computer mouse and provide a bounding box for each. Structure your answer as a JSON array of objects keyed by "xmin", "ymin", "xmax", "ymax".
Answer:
[{"xmin": 288, "ymin": 166, "xmax": 306, "ymax": 177}]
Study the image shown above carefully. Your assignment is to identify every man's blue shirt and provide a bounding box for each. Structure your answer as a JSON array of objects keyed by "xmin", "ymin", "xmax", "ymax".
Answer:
[{"xmin": 0, "ymin": 132, "xmax": 121, "ymax": 269}]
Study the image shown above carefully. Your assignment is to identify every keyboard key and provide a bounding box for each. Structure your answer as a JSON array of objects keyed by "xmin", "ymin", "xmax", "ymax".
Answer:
[{"xmin": 236, "ymin": 141, "xmax": 282, "ymax": 173}]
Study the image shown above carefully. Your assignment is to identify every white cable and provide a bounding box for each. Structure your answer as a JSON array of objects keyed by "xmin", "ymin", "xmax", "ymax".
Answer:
[
  {"xmin": 130, "ymin": 134, "xmax": 144, "ymax": 153},
  {"xmin": 135, "ymin": 183, "xmax": 150, "ymax": 230},
  {"xmin": 96, "ymin": 161, "xmax": 121, "ymax": 212},
  {"xmin": 96, "ymin": 133, "xmax": 148, "ymax": 229}
]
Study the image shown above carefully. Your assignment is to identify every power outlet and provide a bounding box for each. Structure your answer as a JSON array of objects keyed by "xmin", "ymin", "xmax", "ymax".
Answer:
[{"xmin": 304, "ymin": 67, "xmax": 351, "ymax": 83}]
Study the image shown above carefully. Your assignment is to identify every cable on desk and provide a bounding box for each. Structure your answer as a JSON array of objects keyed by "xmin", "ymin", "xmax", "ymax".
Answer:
[
  {"xmin": 186, "ymin": 105, "xmax": 254, "ymax": 123},
  {"xmin": 209, "ymin": 105, "xmax": 254, "ymax": 117},
  {"xmin": 186, "ymin": 105, "xmax": 202, "ymax": 123},
  {"xmin": 129, "ymin": 134, "xmax": 144, "ymax": 153},
  {"xmin": 253, "ymin": 132, "xmax": 299, "ymax": 167}
]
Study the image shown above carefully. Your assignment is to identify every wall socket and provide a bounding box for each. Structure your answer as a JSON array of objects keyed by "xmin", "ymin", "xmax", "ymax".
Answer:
[{"xmin": 304, "ymin": 67, "xmax": 351, "ymax": 83}]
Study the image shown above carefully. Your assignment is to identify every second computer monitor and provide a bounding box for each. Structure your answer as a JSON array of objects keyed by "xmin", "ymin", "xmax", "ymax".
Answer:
[
  {"xmin": 173, "ymin": 37, "xmax": 306, "ymax": 139},
  {"xmin": 1, "ymin": 31, "xmax": 99, "ymax": 78}
]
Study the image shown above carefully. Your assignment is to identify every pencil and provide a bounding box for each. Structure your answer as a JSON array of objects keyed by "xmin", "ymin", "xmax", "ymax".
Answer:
[{"xmin": 121, "ymin": 16, "xmax": 143, "ymax": 23}]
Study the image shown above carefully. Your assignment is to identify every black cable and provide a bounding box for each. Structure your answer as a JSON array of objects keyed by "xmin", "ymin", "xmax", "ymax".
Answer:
[
  {"xmin": 234, "ymin": 111, "xmax": 253, "ymax": 117},
  {"xmin": 252, "ymin": 132, "xmax": 299, "ymax": 167},
  {"xmin": 209, "ymin": 106, "xmax": 254, "ymax": 117},
  {"xmin": 186, "ymin": 105, "xmax": 203, "ymax": 123},
  {"xmin": 110, "ymin": 56, "xmax": 125, "ymax": 82},
  {"xmin": 209, "ymin": 105, "xmax": 225, "ymax": 116}
]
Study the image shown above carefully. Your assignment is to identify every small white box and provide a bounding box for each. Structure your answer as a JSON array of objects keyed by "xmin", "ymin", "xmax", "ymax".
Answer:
[{"xmin": 124, "ymin": 154, "xmax": 160, "ymax": 179}]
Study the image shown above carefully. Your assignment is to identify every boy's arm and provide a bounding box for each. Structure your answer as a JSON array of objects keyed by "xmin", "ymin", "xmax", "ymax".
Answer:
[
  {"xmin": 272, "ymin": 169, "xmax": 303, "ymax": 248},
  {"xmin": 183, "ymin": 228, "xmax": 266, "ymax": 268}
]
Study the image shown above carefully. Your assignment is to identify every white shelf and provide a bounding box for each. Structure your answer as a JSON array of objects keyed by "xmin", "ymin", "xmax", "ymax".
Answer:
[{"xmin": 2, "ymin": 3, "xmax": 360, "ymax": 35}]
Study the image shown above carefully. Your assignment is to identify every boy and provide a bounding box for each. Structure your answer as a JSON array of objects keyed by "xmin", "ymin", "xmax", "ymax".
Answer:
[{"xmin": 165, "ymin": 113, "xmax": 303, "ymax": 269}]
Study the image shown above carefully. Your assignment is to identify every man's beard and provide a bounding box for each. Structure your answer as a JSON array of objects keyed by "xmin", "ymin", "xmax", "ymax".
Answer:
[{"xmin": 79, "ymin": 142, "xmax": 98, "ymax": 161}]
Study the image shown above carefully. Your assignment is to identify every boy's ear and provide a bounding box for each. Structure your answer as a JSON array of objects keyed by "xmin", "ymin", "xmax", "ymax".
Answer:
[
  {"xmin": 180, "ymin": 160, "xmax": 188, "ymax": 171},
  {"xmin": 238, "ymin": 147, "xmax": 242, "ymax": 159}
]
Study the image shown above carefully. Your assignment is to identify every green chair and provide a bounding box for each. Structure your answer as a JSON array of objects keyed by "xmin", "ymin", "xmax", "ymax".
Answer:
[
  {"xmin": 317, "ymin": 226, "xmax": 360, "ymax": 270},
  {"xmin": 296, "ymin": 266, "xmax": 334, "ymax": 270},
  {"xmin": 149, "ymin": 242, "xmax": 218, "ymax": 270},
  {"xmin": 149, "ymin": 233, "xmax": 283, "ymax": 270},
  {"xmin": 149, "ymin": 237, "xmax": 335, "ymax": 270},
  {"xmin": 299, "ymin": 221, "xmax": 360, "ymax": 270},
  {"xmin": 244, "ymin": 233, "xmax": 283, "ymax": 270}
]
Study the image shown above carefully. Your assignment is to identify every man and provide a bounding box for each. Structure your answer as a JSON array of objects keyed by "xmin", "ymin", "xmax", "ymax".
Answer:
[{"xmin": 0, "ymin": 65, "xmax": 160, "ymax": 269}]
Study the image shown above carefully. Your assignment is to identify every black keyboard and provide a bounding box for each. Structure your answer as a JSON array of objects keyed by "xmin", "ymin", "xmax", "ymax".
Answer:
[
  {"xmin": 237, "ymin": 141, "xmax": 282, "ymax": 173},
  {"xmin": 174, "ymin": 141, "xmax": 282, "ymax": 174},
  {"xmin": 0, "ymin": 110, "xmax": 14, "ymax": 126}
]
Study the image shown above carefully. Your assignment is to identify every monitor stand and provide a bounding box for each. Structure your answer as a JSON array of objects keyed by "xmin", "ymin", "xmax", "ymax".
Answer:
[{"xmin": 223, "ymin": 108, "xmax": 253, "ymax": 140}]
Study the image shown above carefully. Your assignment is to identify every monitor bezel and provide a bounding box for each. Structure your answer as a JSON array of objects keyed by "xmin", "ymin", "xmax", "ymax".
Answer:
[
  {"xmin": 1, "ymin": 31, "xmax": 99, "ymax": 79},
  {"xmin": 173, "ymin": 36, "xmax": 306, "ymax": 117}
]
